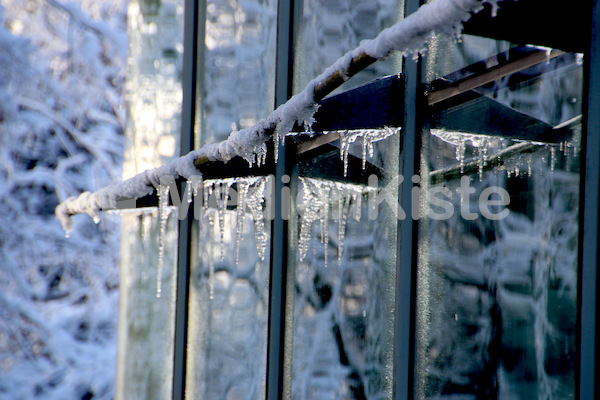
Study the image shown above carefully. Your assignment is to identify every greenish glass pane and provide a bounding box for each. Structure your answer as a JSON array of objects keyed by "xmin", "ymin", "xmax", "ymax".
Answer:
[
  {"xmin": 287, "ymin": 128, "xmax": 400, "ymax": 399},
  {"xmin": 115, "ymin": 208, "xmax": 179, "ymax": 400},
  {"xmin": 186, "ymin": 178, "xmax": 272, "ymax": 400},
  {"xmin": 116, "ymin": 1, "xmax": 184, "ymax": 399},
  {"xmin": 415, "ymin": 44, "xmax": 582, "ymax": 399},
  {"xmin": 293, "ymin": 0, "xmax": 404, "ymax": 97},
  {"xmin": 198, "ymin": 0, "xmax": 278, "ymax": 146}
]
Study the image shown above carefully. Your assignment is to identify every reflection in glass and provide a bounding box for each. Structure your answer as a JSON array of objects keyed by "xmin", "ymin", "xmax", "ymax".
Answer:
[
  {"xmin": 115, "ymin": 208, "xmax": 179, "ymax": 400},
  {"xmin": 124, "ymin": 0, "xmax": 184, "ymax": 178},
  {"xmin": 415, "ymin": 50, "xmax": 582, "ymax": 399},
  {"xmin": 293, "ymin": 0, "xmax": 403, "ymax": 96},
  {"xmin": 200, "ymin": 0, "xmax": 278, "ymax": 145},
  {"xmin": 186, "ymin": 177, "xmax": 271, "ymax": 400},
  {"xmin": 288, "ymin": 174, "xmax": 397, "ymax": 399},
  {"xmin": 116, "ymin": 2, "xmax": 184, "ymax": 399}
]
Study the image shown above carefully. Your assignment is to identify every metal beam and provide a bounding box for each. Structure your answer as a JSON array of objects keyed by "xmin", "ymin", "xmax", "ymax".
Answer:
[
  {"xmin": 579, "ymin": 1, "xmax": 600, "ymax": 398},
  {"xmin": 172, "ymin": 1, "xmax": 202, "ymax": 399},
  {"xmin": 267, "ymin": 1, "xmax": 300, "ymax": 399},
  {"xmin": 394, "ymin": 1, "xmax": 421, "ymax": 399}
]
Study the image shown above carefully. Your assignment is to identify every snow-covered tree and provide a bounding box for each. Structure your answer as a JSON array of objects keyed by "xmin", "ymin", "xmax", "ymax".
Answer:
[{"xmin": 0, "ymin": 1, "xmax": 127, "ymax": 398}]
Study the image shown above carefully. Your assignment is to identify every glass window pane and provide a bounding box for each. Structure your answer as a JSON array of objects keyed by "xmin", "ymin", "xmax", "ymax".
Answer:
[
  {"xmin": 287, "ymin": 128, "xmax": 400, "ymax": 399},
  {"xmin": 293, "ymin": 0, "xmax": 404, "ymax": 96},
  {"xmin": 198, "ymin": 0, "xmax": 278, "ymax": 145},
  {"xmin": 186, "ymin": 177, "xmax": 272, "ymax": 400},
  {"xmin": 414, "ymin": 46, "xmax": 583, "ymax": 399},
  {"xmin": 116, "ymin": 208, "xmax": 180, "ymax": 400},
  {"xmin": 116, "ymin": 1, "xmax": 185, "ymax": 399},
  {"xmin": 186, "ymin": 0, "xmax": 278, "ymax": 397}
]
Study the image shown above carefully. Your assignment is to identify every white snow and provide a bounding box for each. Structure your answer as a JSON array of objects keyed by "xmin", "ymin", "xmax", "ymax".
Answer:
[
  {"xmin": 56, "ymin": 0, "xmax": 498, "ymax": 230},
  {"xmin": 0, "ymin": 1, "xmax": 127, "ymax": 399}
]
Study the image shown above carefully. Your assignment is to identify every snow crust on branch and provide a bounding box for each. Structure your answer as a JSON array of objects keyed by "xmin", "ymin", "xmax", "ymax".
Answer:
[{"xmin": 56, "ymin": 0, "xmax": 499, "ymax": 232}]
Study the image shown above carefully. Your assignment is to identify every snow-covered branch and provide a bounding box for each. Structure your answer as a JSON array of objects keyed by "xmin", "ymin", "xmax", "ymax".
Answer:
[
  {"xmin": 45, "ymin": 0, "xmax": 127, "ymax": 54},
  {"xmin": 56, "ymin": 0, "xmax": 500, "ymax": 232}
]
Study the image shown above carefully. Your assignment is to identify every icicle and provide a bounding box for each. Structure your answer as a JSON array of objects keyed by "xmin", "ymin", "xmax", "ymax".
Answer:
[
  {"xmin": 192, "ymin": 177, "xmax": 202, "ymax": 199},
  {"xmin": 298, "ymin": 178, "xmax": 322, "ymax": 262},
  {"xmin": 208, "ymin": 242, "xmax": 214, "ymax": 300},
  {"xmin": 157, "ymin": 184, "xmax": 171, "ymax": 298},
  {"xmin": 361, "ymin": 131, "xmax": 370, "ymax": 170},
  {"xmin": 337, "ymin": 192, "xmax": 351, "ymax": 265},
  {"xmin": 550, "ymin": 146, "xmax": 556, "ymax": 172},
  {"xmin": 490, "ymin": 0, "xmax": 499, "ymax": 18},
  {"xmin": 323, "ymin": 185, "xmax": 331, "ymax": 268},
  {"xmin": 351, "ymin": 192, "xmax": 361, "ymax": 221},
  {"xmin": 339, "ymin": 130, "xmax": 359, "ymax": 177},
  {"xmin": 528, "ymin": 159, "xmax": 532, "ymax": 177},
  {"xmin": 274, "ymin": 118, "xmax": 294, "ymax": 163},
  {"xmin": 477, "ymin": 146, "xmax": 487, "ymax": 181},
  {"xmin": 255, "ymin": 143, "xmax": 267, "ymax": 167},
  {"xmin": 244, "ymin": 176, "xmax": 269, "ymax": 260},
  {"xmin": 298, "ymin": 178, "xmax": 366, "ymax": 265},
  {"xmin": 337, "ymin": 128, "xmax": 398, "ymax": 176},
  {"xmin": 274, "ymin": 134, "xmax": 280, "ymax": 164},
  {"xmin": 431, "ymin": 130, "xmax": 506, "ymax": 176},
  {"xmin": 362, "ymin": 127, "xmax": 396, "ymax": 169},
  {"xmin": 457, "ymin": 140, "xmax": 466, "ymax": 172},
  {"xmin": 235, "ymin": 180, "xmax": 250, "ymax": 264},
  {"xmin": 215, "ymin": 181, "xmax": 232, "ymax": 261}
]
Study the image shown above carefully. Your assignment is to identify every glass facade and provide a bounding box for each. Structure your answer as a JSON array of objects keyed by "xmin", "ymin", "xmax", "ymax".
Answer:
[
  {"xmin": 185, "ymin": 177, "xmax": 272, "ymax": 399},
  {"xmin": 116, "ymin": 1, "xmax": 599, "ymax": 399},
  {"xmin": 184, "ymin": 0, "xmax": 278, "ymax": 398},
  {"xmin": 116, "ymin": 208, "xmax": 180, "ymax": 400},
  {"xmin": 287, "ymin": 134, "xmax": 399, "ymax": 398},
  {"xmin": 116, "ymin": 1, "xmax": 184, "ymax": 399},
  {"xmin": 293, "ymin": 0, "xmax": 403, "ymax": 95},
  {"xmin": 414, "ymin": 37, "xmax": 583, "ymax": 399}
]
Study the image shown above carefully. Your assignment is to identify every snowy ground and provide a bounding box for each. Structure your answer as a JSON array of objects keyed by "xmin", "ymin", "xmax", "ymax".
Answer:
[{"xmin": 0, "ymin": 1, "xmax": 127, "ymax": 399}]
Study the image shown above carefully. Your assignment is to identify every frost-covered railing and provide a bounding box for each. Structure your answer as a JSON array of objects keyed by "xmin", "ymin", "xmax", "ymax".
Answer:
[{"xmin": 56, "ymin": 0, "xmax": 502, "ymax": 232}]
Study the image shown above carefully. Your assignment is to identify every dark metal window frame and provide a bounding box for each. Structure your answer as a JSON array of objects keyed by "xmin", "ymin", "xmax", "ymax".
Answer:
[{"xmin": 126, "ymin": 0, "xmax": 600, "ymax": 398}]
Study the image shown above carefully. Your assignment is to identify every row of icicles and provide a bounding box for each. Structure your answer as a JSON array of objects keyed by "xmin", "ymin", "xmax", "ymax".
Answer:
[
  {"xmin": 151, "ymin": 128, "xmax": 576, "ymax": 298},
  {"xmin": 431, "ymin": 129, "xmax": 580, "ymax": 179}
]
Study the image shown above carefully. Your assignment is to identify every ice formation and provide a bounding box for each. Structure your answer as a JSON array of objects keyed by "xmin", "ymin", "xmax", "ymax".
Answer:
[
  {"xmin": 338, "ymin": 127, "xmax": 399, "ymax": 175},
  {"xmin": 201, "ymin": 176, "xmax": 270, "ymax": 263},
  {"xmin": 56, "ymin": 0, "xmax": 498, "ymax": 230},
  {"xmin": 298, "ymin": 178, "xmax": 366, "ymax": 266},
  {"xmin": 431, "ymin": 129, "xmax": 499, "ymax": 179},
  {"xmin": 156, "ymin": 184, "xmax": 173, "ymax": 298}
]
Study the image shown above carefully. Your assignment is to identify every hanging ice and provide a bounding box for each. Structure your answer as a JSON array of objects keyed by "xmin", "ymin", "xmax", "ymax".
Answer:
[
  {"xmin": 431, "ymin": 129, "xmax": 502, "ymax": 179},
  {"xmin": 339, "ymin": 130, "xmax": 361, "ymax": 177},
  {"xmin": 337, "ymin": 193, "xmax": 352, "ymax": 265},
  {"xmin": 362, "ymin": 127, "xmax": 397, "ymax": 169},
  {"xmin": 243, "ymin": 176, "xmax": 270, "ymax": 261},
  {"xmin": 298, "ymin": 178, "xmax": 366, "ymax": 265},
  {"xmin": 215, "ymin": 181, "xmax": 232, "ymax": 261},
  {"xmin": 157, "ymin": 184, "xmax": 173, "ymax": 298},
  {"xmin": 338, "ymin": 128, "xmax": 399, "ymax": 176},
  {"xmin": 235, "ymin": 180, "xmax": 250, "ymax": 264},
  {"xmin": 201, "ymin": 176, "xmax": 270, "ymax": 263}
]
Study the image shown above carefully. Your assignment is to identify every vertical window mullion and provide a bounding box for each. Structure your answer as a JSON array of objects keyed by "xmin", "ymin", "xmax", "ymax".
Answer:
[
  {"xmin": 394, "ymin": 1, "xmax": 422, "ymax": 399},
  {"xmin": 172, "ymin": 1, "xmax": 202, "ymax": 399},
  {"xmin": 267, "ymin": 1, "xmax": 301, "ymax": 399},
  {"xmin": 579, "ymin": 0, "xmax": 600, "ymax": 398}
]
